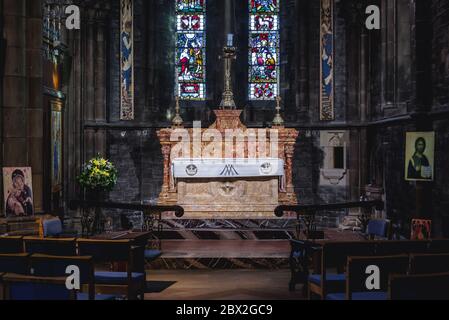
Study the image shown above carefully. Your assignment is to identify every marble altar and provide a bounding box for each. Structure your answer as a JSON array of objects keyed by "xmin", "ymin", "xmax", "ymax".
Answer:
[{"xmin": 157, "ymin": 110, "xmax": 298, "ymax": 219}]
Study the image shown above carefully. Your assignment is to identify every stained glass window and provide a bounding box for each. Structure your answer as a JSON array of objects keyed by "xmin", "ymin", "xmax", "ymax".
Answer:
[
  {"xmin": 176, "ymin": 0, "xmax": 206, "ymax": 100},
  {"xmin": 248, "ymin": 0, "xmax": 280, "ymax": 100}
]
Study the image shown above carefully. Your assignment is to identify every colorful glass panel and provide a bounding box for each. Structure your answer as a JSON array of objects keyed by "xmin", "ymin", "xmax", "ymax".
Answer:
[
  {"xmin": 176, "ymin": 0, "xmax": 206, "ymax": 100},
  {"xmin": 249, "ymin": 0, "xmax": 279, "ymax": 100}
]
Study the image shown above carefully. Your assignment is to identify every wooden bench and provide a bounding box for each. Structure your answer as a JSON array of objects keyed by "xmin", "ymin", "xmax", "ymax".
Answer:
[
  {"xmin": 0, "ymin": 253, "xmax": 30, "ymax": 274},
  {"xmin": 389, "ymin": 272, "xmax": 449, "ymax": 300},
  {"xmin": 0, "ymin": 236, "xmax": 24, "ymax": 254},
  {"xmin": 375, "ymin": 240, "xmax": 430, "ymax": 255},
  {"xmin": 2, "ymin": 273, "xmax": 77, "ymax": 300},
  {"xmin": 23, "ymin": 237, "xmax": 77, "ymax": 256},
  {"xmin": 428, "ymin": 239, "xmax": 449, "ymax": 254},
  {"xmin": 410, "ymin": 253, "xmax": 449, "ymax": 274}
]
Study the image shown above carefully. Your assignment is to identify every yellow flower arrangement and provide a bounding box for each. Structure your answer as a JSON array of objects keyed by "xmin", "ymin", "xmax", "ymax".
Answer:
[{"xmin": 77, "ymin": 156, "xmax": 118, "ymax": 191}]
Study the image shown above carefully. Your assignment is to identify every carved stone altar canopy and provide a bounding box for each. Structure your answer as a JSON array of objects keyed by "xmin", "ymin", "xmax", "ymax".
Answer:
[{"xmin": 157, "ymin": 110, "xmax": 299, "ymax": 219}]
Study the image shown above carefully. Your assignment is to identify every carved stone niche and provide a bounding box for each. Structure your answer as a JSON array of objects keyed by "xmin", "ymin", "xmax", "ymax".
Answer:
[
  {"xmin": 157, "ymin": 109, "xmax": 299, "ymax": 219},
  {"xmin": 320, "ymin": 131, "xmax": 349, "ymax": 187}
]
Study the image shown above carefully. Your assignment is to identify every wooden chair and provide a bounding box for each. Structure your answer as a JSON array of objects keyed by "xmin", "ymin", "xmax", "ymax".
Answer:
[
  {"xmin": 77, "ymin": 239, "xmax": 146, "ymax": 300},
  {"xmin": 29, "ymin": 254, "xmax": 116, "ymax": 300},
  {"xmin": 289, "ymin": 239, "xmax": 322, "ymax": 292},
  {"xmin": 0, "ymin": 236, "xmax": 24, "ymax": 254},
  {"xmin": 0, "ymin": 253, "xmax": 30, "ymax": 274},
  {"xmin": 308, "ymin": 241, "xmax": 377, "ymax": 299},
  {"xmin": 410, "ymin": 253, "xmax": 449, "ymax": 274},
  {"xmin": 2, "ymin": 273, "xmax": 77, "ymax": 300},
  {"xmin": 326, "ymin": 255, "xmax": 410, "ymax": 300},
  {"xmin": 23, "ymin": 237, "xmax": 77, "ymax": 256},
  {"xmin": 375, "ymin": 240, "xmax": 430, "ymax": 256},
  {"xmin": 389, "ymin": 272, "xmax": 449, "ymax": 300}
]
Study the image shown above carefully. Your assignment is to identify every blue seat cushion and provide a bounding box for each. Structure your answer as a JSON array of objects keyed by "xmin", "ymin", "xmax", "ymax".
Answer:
[
  {"xmin": 77, "ymin": 293, "xmax": 118, "ymax": 301},
  {"xmin": 43, "ymin": 219, "xmax": 63, "ymax": 237},
  {"xmin": 308, "ymin": 274, "xmax": 346, "ymax": 286},
  {"xmin": 94, "ymin": 271, "xmax": 145, "ymax": 285},
  {"xmin": 9, "ymin": 282, "xmax": 71, "ymax": 300},
  {"xmin": 144, "ymin": 250, "xmax": 162, "ymax": 260},
  {"xmin": 326, "ymin": 292, "xmax": 388, "ymax": 301},
  {"xmin": 367, "ymin": 220, "xmax": 388, "ymax": 238}
]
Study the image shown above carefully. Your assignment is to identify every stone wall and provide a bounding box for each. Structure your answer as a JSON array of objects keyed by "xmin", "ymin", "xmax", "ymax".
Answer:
[{"xmin": 1, "ymin": 0, "xmax": 44, "ymax": 212}]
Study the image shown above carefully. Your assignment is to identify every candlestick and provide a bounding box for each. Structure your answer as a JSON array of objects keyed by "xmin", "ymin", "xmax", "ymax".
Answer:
[
  {"xmin": 272, "ymin": 96, "xmax": 285, "ymax": 127},
  {"xmin": 172, "ymin": 95, "xmax": 184, "ymax": 128}
]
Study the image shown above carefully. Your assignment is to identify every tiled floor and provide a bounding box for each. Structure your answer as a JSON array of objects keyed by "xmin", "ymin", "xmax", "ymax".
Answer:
[
  {"xmin": 144, "ymin": 269, "xmax": 304, "ymax": 300},
  {"xmin": 160, "ymin": 240, "xmax": 291, "ymax": 258}
]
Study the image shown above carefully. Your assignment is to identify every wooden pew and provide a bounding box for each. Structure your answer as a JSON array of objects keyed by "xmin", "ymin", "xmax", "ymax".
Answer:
[
  {"xmin": 30, "ymin": 254, "xmax": 117, "ymax": 300},
  {"xmin": 0, "ymin": 253, "xmax": 30, "ymax": 274},
  {"xmin": 308, "ymin": 241, "xmax": 377, "ymax": 299},
  {"xmin": 428, "ymin": 239, "xmax": 449, "ymax": 254},
  {"xmin": 389, "ymin": 272, "xmax": 449, "ymax": 300},
  {"xmin": 326, "ymin": 255, "xmax": 409, "ymax": 300},
  {"xmin": 0, "ymin": 236, "xmax": 24, "ymax": 254},
  {"xmin": 23, "ymin": 237, "xmax": 77, "ymax": 256},
  {"xmin": 410, "ymin": 253, "xmax": 449, "ymax": 274},
  {"xmin": 77, "ymin": 239, "xmax": 146, "ymax": 300},
  {"xmin": 375, "ymin": 240, "xmax": 430, "ymax": 256},
  {"xmin": 2, "ymin": 273, "xmax": 77, "ymax": 300}
]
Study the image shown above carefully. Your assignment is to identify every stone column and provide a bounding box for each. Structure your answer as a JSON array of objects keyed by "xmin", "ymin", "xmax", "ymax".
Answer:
[
  {"xmin": 83, "ymin": 8, "xmax": 96, "ymax": 161},
  {"xmin": 94, "ymin": 8, "xmax": 108, "ymax": 157},
  {"xmin": 2, "ymin": 0, "xmax": 44, "ymax": 212}
]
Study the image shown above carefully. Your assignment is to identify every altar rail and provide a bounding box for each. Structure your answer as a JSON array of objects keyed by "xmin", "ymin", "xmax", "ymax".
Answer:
[
  {"xmin": 274, "ymin": 200, "xmax": 384, "ymax": 218},
  {"xmin": 69, "ymin": 200, "xmax": 184, "ymax": 218}
]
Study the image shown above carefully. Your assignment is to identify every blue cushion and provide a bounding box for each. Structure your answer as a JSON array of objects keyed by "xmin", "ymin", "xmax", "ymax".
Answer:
[
  {"xmin": 144, "ymin": 250, "xmax": 162, "ymax": 260},
  {"xmin": 292, "ymin": 251, "xmax": 303, "ymax": 259},
  {"xmin": 309, "ymin": 274, "xmax": 346, "ymax": 286},
  {"xmin": 94, "ymin": 271, "xmax": 145, "ymax": 285},
  {"xmin": 9, "ymin": 282, "xmax": 71, "ymax": 300},
  {"xmin": 367, "ymin": 220, "xmax": 388, "ymax": 238},
  {"xmin": 77, "ymin": 293, "xmax": 117, "ymax": 301},
  {"xmin": 43, "ymin": 219, "xmax": 63, "ymax": 237},
  {"xmin": 326, "ymin": 292, "xmax": 388, "ymax": 301}
]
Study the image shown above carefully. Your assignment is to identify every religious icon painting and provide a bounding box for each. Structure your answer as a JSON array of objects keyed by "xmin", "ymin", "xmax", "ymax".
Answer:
[
  {"xmin": 3, "ymin": 167, "xmax": 34, "ymax": 218},
  {"xmin": 120, "ymin": 0, "xmax": 134, "ymax": 120},
  {"xmin": 320, "ymin": 0, "xmax": 334, "ymax": 121},
  {"xmin": 411, "ymin": 219, "xmax": 432, "ymax": 240},
  {"xmin": 405, "ymin": 132, "xmax": 435, "ymax": 182},
  {"xmin": 51, "ymin": 100, "xmax": 63, "ymax": 193}
]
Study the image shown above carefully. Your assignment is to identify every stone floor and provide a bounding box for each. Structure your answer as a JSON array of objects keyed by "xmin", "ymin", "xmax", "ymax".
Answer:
[{"xmin": 144, "ymin": 269, "xmax": 304, "ymax": 300}]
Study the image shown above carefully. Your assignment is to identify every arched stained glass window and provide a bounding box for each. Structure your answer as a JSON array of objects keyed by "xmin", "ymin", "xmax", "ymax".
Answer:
[
  {"xmin": 176, "ymin": 0, "xmax": 206, "ymax": 100},
  {"xmin": 248, "ymin": 0, "xmax": 280, "ymax": 101}
]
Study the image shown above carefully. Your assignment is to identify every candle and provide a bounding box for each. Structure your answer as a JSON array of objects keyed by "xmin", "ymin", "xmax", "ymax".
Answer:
[{"xmin": 227, "ymin": 33, "xmax": 234, "ymax": 47}]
